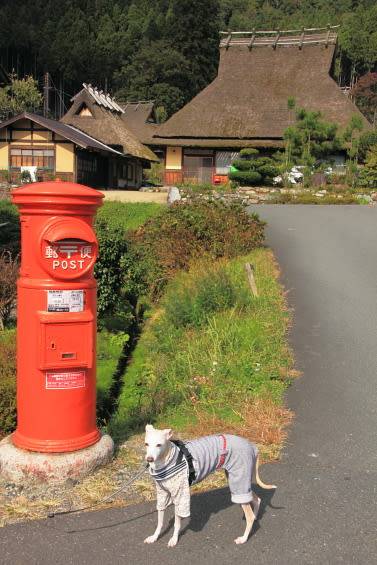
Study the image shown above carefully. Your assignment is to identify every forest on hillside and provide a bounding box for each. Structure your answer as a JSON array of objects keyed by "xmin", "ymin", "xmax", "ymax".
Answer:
[{"xmin": 0, "ymin": 0, "xmax": 376, "ymax": 119}]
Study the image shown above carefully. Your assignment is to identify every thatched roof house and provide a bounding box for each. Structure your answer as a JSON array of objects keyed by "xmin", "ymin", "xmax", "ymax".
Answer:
[
  {"xmin": 62, "ymin": 84, "xmax": 158, "ymax": 163},
  {"xmin": 61, "ymin": 84, "xmax": 158, "ymax": 188},
  {"xmin": 153, "ymin": 27, "xmax": 370, "ymax": 184},
  {"xmin": 121, "ymin": 101, "xmax": 160, "ymax": 146}
]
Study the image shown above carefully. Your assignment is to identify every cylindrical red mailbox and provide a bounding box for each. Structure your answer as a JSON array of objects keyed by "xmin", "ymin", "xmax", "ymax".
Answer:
[{"xmin": 11, "ymin": 180, "xmax": 104, "ymax": 453}]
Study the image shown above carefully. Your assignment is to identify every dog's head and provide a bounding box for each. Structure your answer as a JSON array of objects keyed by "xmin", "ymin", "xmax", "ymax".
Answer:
[{"xmin": 144, "ymin": 424, "xmax": 173, "ymax": 466}]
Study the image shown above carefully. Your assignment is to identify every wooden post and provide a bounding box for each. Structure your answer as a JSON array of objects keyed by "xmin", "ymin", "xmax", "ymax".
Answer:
[
  {"xmin": 248, "ymin": 29, "xmax": 256, "ymax": 50},
  {"xmin": 245, "ymin": 263, "xmax": 258, "ymax": 297}
]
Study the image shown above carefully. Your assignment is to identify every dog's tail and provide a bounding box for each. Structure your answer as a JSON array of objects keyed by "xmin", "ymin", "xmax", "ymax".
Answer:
[{"xmin": 254, "ymin": 455, "xmax": 277, "ymax": 490}]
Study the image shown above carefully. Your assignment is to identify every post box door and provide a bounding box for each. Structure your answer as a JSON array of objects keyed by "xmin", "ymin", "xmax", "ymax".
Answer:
[{"xmin": 38, "ymin": 312, "xmax": 93, "ymax": 370}]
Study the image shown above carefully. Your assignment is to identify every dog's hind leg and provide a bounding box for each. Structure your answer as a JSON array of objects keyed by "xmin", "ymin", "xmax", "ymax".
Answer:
[
  {"xmin": 234, "ymin": 503, "xmax": 256, "ymax": 545},
  {"xmin": 144, "ymin": 510, "xmax": 165, "ymax": 544},
  {"xmin": 167, "ymin": 514, "xmax": 182, "ymax": 547}
]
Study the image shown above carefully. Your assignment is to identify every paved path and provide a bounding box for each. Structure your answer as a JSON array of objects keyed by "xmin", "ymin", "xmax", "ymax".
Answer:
[
  {"xmin": 1, "ymin": 205, "xmax": 376, "ymax": 564},
  {"xmin": 100, "ymin": 190, "xmax": 167, "ymax": 204}
]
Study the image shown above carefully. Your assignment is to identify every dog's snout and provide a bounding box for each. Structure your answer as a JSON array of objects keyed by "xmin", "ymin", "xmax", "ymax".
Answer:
[{"xmin": 146, "ymin": 456, "xmax": 154, "ymax": 463}]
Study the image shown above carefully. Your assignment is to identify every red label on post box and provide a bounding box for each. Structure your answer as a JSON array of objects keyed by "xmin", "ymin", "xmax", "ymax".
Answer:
[{"xmin": 46, "ymin": 370, "xmax": 86, "ymax": 390}]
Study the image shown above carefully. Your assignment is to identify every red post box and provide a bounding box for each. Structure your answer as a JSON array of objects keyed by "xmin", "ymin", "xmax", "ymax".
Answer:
[{"xmin": 11, "ymin": 180, "xmax": 104, "ymax": 453}]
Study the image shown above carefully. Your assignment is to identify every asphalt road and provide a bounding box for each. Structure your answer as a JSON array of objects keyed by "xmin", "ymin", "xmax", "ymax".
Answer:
[{"xmin": 1, "ymin": 205, "xmax": 377, "ymax": 565}]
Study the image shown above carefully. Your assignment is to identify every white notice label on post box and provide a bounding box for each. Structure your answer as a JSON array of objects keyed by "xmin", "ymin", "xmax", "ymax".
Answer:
[
  {"xmin": 46, "ymin": 371, "xmax": 86, "ymax": 390},
  {"xmin": 47, "ymin": 290, "xmax": 84, "ymax": 312}
]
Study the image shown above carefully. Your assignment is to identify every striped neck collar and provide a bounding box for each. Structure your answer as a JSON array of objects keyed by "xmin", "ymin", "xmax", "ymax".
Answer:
[{"xmin": 149, "ymin": 442, "xmax": 188, "ymax": 482}]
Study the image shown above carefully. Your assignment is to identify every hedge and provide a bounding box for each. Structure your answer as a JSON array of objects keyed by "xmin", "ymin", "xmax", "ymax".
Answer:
[{"xmin": 228, "ymin": 170, "xmax": 262, "ymax": 185}]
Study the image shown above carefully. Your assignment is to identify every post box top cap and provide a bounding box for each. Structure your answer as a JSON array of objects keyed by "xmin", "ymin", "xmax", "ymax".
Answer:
[{"xmin": 11, "ymin": 180, "xmax": 104, "ymax": 201}]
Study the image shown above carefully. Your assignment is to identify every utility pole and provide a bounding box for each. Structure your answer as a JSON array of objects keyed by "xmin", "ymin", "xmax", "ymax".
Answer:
[{"xmin": 43, "ymin": 72, "xmax": 51, "ymax": 117}]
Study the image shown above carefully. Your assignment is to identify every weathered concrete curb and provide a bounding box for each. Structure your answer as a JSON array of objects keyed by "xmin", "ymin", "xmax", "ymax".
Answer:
[{"xmin": 0, "ymin": 434, "xmax": 114, "ymax": 483}]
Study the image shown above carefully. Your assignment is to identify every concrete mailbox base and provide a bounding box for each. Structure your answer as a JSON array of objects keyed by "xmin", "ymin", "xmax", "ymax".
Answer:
[{"xmin": 0, "ymin": 434, "xmax": 114, "ymax": 483}]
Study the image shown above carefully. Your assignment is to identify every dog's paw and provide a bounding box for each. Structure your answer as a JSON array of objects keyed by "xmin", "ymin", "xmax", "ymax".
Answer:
[
  {"xmin": 167, "ymin": 537, "xmax": 178, "ymax": 548},
  {"xmin": 144, "ymin": 535, "xmax": 158, "ymax": 544},
  {"xmin": 234, "ymin": 536, "xmax": 247, "ymax": 545}
]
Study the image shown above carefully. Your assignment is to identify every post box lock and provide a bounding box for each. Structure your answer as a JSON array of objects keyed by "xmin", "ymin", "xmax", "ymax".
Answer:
[{"xmin": 40, "ymin": 218, "xmax": 98, "ymax": 280}]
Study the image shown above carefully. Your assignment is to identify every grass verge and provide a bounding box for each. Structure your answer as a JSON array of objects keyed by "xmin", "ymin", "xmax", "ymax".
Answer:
[
  {"xmin": 110, "ymin": 247, "xmax": 295, "ymax": 461},
  {"xmin": 95, "ymin": 201, "xmax": 163, "ymax": 232}
]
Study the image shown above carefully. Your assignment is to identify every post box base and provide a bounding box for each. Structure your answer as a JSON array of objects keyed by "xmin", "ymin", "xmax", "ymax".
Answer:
[
  {"xmin": 0, "ymin": 434, "xmax": 114, "ymax": 484},
  {"xmin": 11, "ymin": 429, "xmax": 102, "ymax": 453}
]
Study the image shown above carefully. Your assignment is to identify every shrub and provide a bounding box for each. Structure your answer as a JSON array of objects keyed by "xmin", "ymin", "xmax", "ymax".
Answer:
[
  {"xmin": 0, "ymin": 251, "xmax": 19, "ymax": 330},
  {"xmin": 0, "ymin": 200, "xmax": 20, "ymax": 255},
  {"xmin": 232, "ymin": 159, "xmax": 252, "ymax": 171},
  {"xmin": 239, "ymin": 148, "xmax": 259, "ymax": 158},
  {"xmin": 230, "ymin": 149, "xmax": 279, "ymax": 186},
  {"xmin": 228, "ymin": 170, "xmax": 262, "ymax": 185},
  {"xmin": 94, "ymin": 202, "xmax": 163, "ymax": 322},
  {"xmin": 0, "ymin": 169, "xmax": 11, "ymax": 183},
  {"xmin": 359, "ymin": 131, "xmax": 377, "ymax": 162},
  {"xmin": 128, "ymin": 200, "xmax": 265, "ymax": 298},
  {"xmin": 0, "ymin": 330, "xmax": 17, "ymax": 436},
  {"xmin": 94, "ymin": 218, "xmax": 129, "ymax": 320}
]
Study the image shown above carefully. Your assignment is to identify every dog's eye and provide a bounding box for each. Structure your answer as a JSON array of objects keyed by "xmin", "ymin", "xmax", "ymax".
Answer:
[
  {"xmin": 156, "ymin": 444, "xmax": 162, "ymax": 447},
  {"xmin": 145, "ymin": 443, "xmax": 149, "ymax": 446}
]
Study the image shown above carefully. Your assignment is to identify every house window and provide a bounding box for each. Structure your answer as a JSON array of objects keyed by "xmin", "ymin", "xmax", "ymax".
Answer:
[
  {"xmin": 77, "ymin": 154, "xmax": 97, "ymax": 173},
  {"xmin": 10, "ymin": 147, "xmax": 54, "ymax": 171},
  {"xmin": 215, "ymin": 151, "xmax": 239, "ymax": 175},
  {"xmin": 127, "ymin": 163, "xmax": 134, "ymax": 181}
]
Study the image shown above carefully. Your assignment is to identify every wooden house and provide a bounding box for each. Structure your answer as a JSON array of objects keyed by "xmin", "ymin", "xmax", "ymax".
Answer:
[
  {"xmin": 61, "ymin": 84, "xmax": 158, "ymax": 188},
  {"xmin": 0, "ymin": 112, "xmax": 127, "ymax": 185},
  {"xmin": 153, "ymin": 27, "xmax": 370, "ymax": 185}
]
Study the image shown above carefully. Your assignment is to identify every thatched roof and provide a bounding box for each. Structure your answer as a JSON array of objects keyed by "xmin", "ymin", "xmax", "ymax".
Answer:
[
  {"xmin": 62, "ymin": 85, "xmax": 158, "ymax": 162},
  {"xmin": 0, "ymin": 112, "xmax": 123, "ymax": 155},
  {"xmin": 154, "ymin": 28, "xmax": 370, "ymax": 148},
  {"xmin": 121, "ymin": 101, "xmax": 160, "ymax": 145}
]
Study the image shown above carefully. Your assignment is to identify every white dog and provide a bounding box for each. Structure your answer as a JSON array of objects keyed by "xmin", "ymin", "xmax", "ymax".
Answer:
[{"xmin": 144, "ymin": 424, "xmax": 276, "ymax": 547}]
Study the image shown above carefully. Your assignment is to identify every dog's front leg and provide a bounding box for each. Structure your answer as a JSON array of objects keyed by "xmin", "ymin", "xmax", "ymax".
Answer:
[
  {"xmin": 144, "ymin": 509, "xmax": 165, "ymax": 544},
  {"xmin": 167, "ymin": 513, "xmax": 182, "ymax": 547}
]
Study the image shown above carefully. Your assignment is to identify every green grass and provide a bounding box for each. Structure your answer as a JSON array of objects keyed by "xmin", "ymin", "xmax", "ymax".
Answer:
[
  {"xmin": 96, "ymin": 330, "xmax": 128, "ymax": 414},
  {"xmin": 269, "ymin": 192, "xmax": 359, "ymax": 204},
  {"xmin": 109, "ymin": 248, "xmax": 292, "ymax": 443},
  {"xmin": 95, "ymin": 201, "xmax": 164, "ymax": 232}
]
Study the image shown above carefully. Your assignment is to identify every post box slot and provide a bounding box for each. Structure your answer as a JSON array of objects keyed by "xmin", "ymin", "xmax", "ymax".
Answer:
[
  {"xmin": 61, "ymin": 352, "xmax": 76, "ymax": 359},
  {"xmin": 38, "ymin": 311, "xmax": 93, "ymax": 370}
]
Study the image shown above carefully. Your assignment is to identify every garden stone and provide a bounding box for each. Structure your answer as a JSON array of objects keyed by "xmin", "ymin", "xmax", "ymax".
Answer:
[{"xmin": 167, "ymin": 186, "xmax": 181, "ymax": 204}]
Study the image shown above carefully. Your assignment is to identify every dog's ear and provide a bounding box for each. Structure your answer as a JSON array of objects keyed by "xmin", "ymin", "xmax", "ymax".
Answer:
[
  {"xmin": 164, "ymin": 429, "xmax": 173, "ymax": 439},
  {"xmin": 145, "ymin": 424, "xmax": 154, "ymax": 432}
]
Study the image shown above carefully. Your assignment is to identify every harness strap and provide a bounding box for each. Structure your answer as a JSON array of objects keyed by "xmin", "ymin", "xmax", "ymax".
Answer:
[
  {"xmin": 216, "ymin": 434, "xmax": 228, "ymax": 470},
  {"xmin": 171, "ymin": 439, "xmax": 196, "ymax": 486}
]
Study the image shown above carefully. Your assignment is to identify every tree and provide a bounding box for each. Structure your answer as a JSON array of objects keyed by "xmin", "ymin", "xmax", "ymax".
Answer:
[
  {"xmin": 351, "ymin": 72, "xmax": 377, "ymax": 124},
  {"xmin": 358, "ymin": 144, "xmax": 377, "ymax": 189},
  {"xmin": 0, "ymin": 75, "xmax": 42, "ymax": 121},
  {"xmin": 343, "ymin": 114, "xmax": 364, "ymax": 186},
  {"xmin": 114, "ymin": 40, "xmax": 190, "ymax": 116},
  {"xmin": 283, "ymin": 107, "xmax": 342, "ymax": 167}
]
